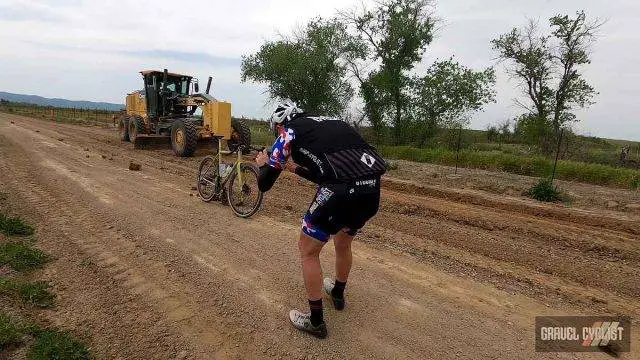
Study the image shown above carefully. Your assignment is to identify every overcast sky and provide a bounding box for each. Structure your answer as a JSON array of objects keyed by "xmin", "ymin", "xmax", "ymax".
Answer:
[{"xmin": 1, "ymin": 0, "xmax": 638, "ymax": 140}]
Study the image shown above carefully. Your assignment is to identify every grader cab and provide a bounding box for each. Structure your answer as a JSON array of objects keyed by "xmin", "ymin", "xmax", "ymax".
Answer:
[{"xmin": 119, "ymin": 69, "xmax": 250, "ymax": 157}]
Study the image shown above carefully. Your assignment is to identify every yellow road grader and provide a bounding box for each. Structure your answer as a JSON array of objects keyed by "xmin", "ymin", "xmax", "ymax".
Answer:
[{"xmin": 119, "ymin": 69, "xmax": 250, "ymax": 157}]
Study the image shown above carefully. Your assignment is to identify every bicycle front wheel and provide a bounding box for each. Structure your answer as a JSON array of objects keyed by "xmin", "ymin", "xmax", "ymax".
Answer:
[
  {"xmin": 226, "ymin": 163, "xmax": 263, "ymax": 218},
  {"xmin": 197, "ymin": 156, "xmax": 219, "ymax": 202}
]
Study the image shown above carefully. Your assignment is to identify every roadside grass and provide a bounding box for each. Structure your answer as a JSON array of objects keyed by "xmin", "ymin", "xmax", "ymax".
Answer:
[
  {"xmin": 0, "ymin": 312, "xmax": 89, "ymax": 359},
  {"xmin": 0, "ymin": 213, "xmax": 35, "ymax": 236},
  {"xmin": 0, "ymin": 241, "xmax": 49, "ymax": 272},
  {"xmin": 0, "ymin": 312, "xmax": 25, "ymax": 348},
  {"xmin": 0, "ymin": 203, "xmax": 90, "ymax": 358},
  {"xmin": 27, "ymin": 330, "xmax": 91, "ymax": 360},
  {"xmin": 379, "ymin": 146, "xmax": 640, "ymax": 189},
  {"xmin": 0, "ymin": 278, "xmax": 56, "ymax": 308}
]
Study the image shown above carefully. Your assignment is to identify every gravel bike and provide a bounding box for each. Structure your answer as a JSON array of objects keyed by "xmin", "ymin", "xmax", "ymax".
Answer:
[{"xmin": 197, "ymin": 138, "xmax": 264, "ymax": 218}]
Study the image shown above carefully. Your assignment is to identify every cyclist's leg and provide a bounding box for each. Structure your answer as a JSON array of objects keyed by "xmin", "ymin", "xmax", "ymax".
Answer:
[
  {"xmin": 333, "ymin": 229, "xmax": 355, "ymax": 283},
  {"xmin": 329, "ymin": 178, "xmax": 381, "ymax": 298},
  {"xmin": 298, "ymin": 230, "xmax": 326, "ymax": 301},
  {"xmin": 292, "ymin": 188, "xmax": 340, "ymax": 332}
]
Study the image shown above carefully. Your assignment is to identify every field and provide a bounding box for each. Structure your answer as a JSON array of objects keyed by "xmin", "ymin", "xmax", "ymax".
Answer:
[{"xmin": 1, "ymin": 113, "xmax": 638, "ymax": 359}]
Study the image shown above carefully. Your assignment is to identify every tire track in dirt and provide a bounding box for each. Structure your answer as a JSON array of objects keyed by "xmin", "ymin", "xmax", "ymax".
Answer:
[{"xmin": 382, "ymin": 178, "xmax": 640, "ymax": 235}]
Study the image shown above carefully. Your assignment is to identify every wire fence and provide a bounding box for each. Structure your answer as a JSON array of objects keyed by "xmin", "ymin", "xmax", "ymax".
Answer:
[{"xmin": 0, "ymin": 102, "xmax": 123, "ymax": 126}]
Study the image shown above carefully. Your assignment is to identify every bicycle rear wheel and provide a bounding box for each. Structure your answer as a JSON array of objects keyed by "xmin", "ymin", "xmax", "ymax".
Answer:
[
  {"xmin": 226, "ymin": 163, "xmax": 263, "ymax": 218},
  {"xmin": 197, "ymin": 156, "xmax": 219, "ymax": 202}
]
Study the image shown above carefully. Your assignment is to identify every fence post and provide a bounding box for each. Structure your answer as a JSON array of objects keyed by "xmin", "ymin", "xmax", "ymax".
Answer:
[
  {"xmin": 455, "ymin": 124, "xmax": 463, "ymax": 175},
  {"xmin": 551, "ymin": 128, "xmax": 565, "ymax": 183}
]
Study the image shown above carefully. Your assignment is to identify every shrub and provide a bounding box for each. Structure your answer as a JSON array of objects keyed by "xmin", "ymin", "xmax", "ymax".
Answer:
[{"xmin": 526, "ymin": 178, "xmax": 562, "ymax": 202}]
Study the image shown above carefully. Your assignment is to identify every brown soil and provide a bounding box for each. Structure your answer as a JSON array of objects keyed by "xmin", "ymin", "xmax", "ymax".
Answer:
[{"xmin": 1, "ymin": 113, "xmax": 638, "ymax": 359}]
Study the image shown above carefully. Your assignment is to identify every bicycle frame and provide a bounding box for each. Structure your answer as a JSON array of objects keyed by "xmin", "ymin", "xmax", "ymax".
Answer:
[{"xmin": 213, "ymin": 137, "xmax": 246, "ymax": 193}]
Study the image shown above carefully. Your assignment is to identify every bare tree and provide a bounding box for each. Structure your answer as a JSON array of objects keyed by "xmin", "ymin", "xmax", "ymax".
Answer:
[{"xmin": 492, "ymin": 11, "xmax": 602, "ymax": 153}]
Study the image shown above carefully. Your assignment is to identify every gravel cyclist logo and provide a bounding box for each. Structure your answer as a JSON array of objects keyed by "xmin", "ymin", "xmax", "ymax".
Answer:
[{"xmin": 535, "ymin": 316, "xmax": 630, "ymax": 353}]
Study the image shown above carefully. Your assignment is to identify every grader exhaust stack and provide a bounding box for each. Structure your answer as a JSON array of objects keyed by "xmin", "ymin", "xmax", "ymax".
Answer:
[{"xmin": 206, "ymin": 76, "xmax": 212, "ymax": 95}]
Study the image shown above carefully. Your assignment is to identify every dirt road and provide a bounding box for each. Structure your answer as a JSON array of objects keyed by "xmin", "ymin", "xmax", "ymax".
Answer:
[{"xmin": 1, "ymin": 113, "xmax": 638, "ymax": 359}]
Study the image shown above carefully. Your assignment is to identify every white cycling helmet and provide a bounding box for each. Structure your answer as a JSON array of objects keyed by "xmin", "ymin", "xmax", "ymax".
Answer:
[{"xmin": 270, "ymin": 100, "xmax": 301, "ymax": 130}]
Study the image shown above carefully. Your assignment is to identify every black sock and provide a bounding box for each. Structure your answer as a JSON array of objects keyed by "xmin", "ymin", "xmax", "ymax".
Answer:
[
  {"xmin": 308, "ymin": 299, "xmax": 323, "ymax": 327},
  {"xmin": 332, "ymin": 280, "xmax": 346, "ymax": 299}
]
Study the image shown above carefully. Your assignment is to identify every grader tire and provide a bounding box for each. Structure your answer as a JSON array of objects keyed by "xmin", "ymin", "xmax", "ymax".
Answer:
[
  {"xmin": 228, "ymin": 118, "xmax": 251, "ymax": 154},
  {"xmin": 118, "ymin": 117, "xmax": 129, "ymax": 142},
  {"xmin": 171, "ymin": 119, "xmax": 198, "ymax": 157},
  {"xmin": 128, "ymin": 116, "xmax": 146, "ymax": 147}
]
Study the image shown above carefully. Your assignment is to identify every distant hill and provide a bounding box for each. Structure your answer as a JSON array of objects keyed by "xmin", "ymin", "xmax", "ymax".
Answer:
[{"xmin": 0, "ymin": 91, "xmax": 124, "ymax": 111}]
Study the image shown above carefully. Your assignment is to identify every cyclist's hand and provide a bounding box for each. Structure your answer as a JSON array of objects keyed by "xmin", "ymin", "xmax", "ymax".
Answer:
[{"xmin": 255, "ymin": 150, "xmax": 269, "ymax": 167}]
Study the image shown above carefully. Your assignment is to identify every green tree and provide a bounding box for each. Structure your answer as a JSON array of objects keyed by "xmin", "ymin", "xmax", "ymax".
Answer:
[
  {"xmin": 344, "ymin": 0, "xmax": 436, "ymax": 144},
  {"xmin": 407, "ymin": 59, "xmax": 496, "ymax": 146},
  {"xmin": 492, "ymin": 11, "xmax": 601, "ymax": 153},
  {"xmin": 486, "ymin": 125, "xmax": 499, "ymax": 142},
  {"xmin": 241, "ymin": 18, "xmax": 366, "ymax": 115}
]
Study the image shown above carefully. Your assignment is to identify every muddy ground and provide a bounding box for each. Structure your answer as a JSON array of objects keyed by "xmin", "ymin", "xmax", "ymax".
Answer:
[{"xmin": 0, "ymin": 113, "xmax": 638, "ymax": 359}]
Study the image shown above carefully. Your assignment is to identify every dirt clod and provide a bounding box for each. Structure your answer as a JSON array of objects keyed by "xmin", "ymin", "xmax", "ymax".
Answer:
[{"xmin": 129, "ymin": 162, "xmax": 141, "ymax": 171}]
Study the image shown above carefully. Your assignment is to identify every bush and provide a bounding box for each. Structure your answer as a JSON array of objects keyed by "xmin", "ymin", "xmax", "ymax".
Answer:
[{"xmin": 526, "ymin": 178, "xmax": 563, "ymax": 202}]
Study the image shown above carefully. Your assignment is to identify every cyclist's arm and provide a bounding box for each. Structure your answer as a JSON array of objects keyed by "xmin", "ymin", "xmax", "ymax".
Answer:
[
  {"xmin": 257, "ymin": 127, "xmax": 294, "ymax": 192},
  {"xmin": 257, "ymin": 165, "xmax": 280, "ymax": 192},
  {"xmin": 290, "ymin": 163, "xmax": 315, "ymax": 182}
]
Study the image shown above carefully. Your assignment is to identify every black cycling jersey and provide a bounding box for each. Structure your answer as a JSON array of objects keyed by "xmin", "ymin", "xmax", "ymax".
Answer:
[{"xmin": 258, "ymin": 113, "xmax": 386, "ymax": 191}]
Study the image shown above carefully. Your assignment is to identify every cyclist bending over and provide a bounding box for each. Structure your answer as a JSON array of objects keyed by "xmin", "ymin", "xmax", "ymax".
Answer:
[{"xmin": 255, "ymin": 100, "xmax": 386, "ymax": 339}]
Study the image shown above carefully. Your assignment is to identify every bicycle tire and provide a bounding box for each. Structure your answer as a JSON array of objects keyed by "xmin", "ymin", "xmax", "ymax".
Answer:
[
  {"xmin": 226, "ymin": 163, "xmax": 263, "ymax": 218},
  {"xmin": 197, "ymin": 156, "xmax": 220, "ymax": 202}
]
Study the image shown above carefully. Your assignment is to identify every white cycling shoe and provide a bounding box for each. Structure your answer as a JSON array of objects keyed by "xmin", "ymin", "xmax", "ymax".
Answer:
[
  {"xmin": 288, "ymin": 310, "xmax": 327, "ymax": 339},
  {"xmin": 323, "ymin": 278, "xmax": 345, "ymax": 310}
]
